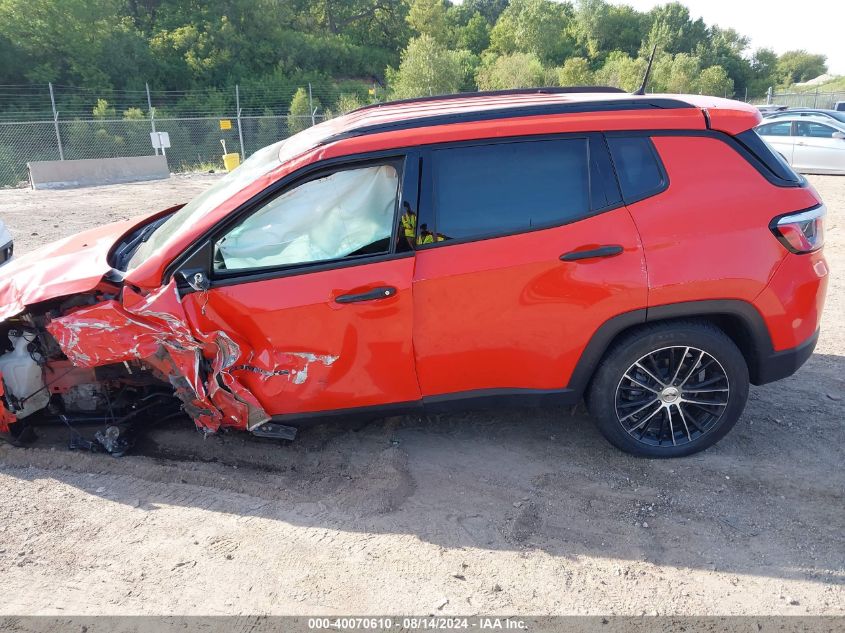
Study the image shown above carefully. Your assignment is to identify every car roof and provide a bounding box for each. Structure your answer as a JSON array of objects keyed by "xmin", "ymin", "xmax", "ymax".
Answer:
[
  {"xmin": 297, "ymin": 88, "xmax": 761, "ymax": 150},
  {"xmin": 766, "ymin": 108, "xmax": 845, "ymax": 121},
  {"xmin": 759, "ymin": 115, "xmax": 845, "ymax": 130},
  {"xmin": 767, "ymin": 108, "xmax": 839, "ymax": 115}
]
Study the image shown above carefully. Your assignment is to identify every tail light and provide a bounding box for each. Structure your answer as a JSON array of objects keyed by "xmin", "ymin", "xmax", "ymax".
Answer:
[{"xmin": 770, "ymin": 205, "xmax": 826, "ymax": 254}]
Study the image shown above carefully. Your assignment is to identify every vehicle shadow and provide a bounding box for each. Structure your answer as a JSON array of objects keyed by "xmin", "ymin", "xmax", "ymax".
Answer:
[{"xmin": 1, "ymin": 353, "xmax": 843, "ymax": 587}]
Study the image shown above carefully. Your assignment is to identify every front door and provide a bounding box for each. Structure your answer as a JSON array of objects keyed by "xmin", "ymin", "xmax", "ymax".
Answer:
[
  {"xmin": 411, "ymin": 135, "xmax": 648, "ymax": 399},
  {"xmin": 182, "ymin": 157, "xmax": 422, "ymax": 417}
]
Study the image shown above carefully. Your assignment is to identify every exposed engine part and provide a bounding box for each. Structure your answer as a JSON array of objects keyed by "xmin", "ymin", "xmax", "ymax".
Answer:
[
  {"xmin": 60, "ymin": 383, "xmax": 108, "ymax": 412},
  {"xmin": 0, "ymin": 329, "xmax": 49, "ymax": 419}
]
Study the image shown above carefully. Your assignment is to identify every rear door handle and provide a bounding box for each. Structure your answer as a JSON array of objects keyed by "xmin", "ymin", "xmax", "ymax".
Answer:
[
  {"xmin": 560, "ymin": 245, "xmax": 624, "ymax": 262},
  {"xmin": 335, "ymin": 286, "xmax": 397, "ymax": 304}
]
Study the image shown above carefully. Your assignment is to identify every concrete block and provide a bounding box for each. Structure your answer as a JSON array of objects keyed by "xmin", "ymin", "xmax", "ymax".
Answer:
[{"xmin": 27, "ymin": 155, "xmax": 170, "ymax": 190}]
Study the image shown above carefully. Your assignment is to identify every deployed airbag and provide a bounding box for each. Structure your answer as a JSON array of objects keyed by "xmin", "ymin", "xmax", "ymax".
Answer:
[{"xmin": 217, "ymin": 164, "xmax": 398, "ymax": 270}]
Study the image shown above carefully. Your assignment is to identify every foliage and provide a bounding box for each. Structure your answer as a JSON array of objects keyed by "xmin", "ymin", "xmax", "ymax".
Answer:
[
  {"xmin": 287, "ymin": 87, "xmax": 317, "ymax": 134},
  {"xmin": 0, "ymin": 0, "xmax": 833, "ymax": 117},
  {"xmin": 407, "ymin": 0, "xmax": 451, "ymax": 44},
  {"xmin": 776, "ymin": 51, "xmax": 828, "ymax": 86},
  {"xmin": 476, "ymin": 52, "xmax": 546, "ymax": 90},
  {"xmin": 334, "ymin": 93, "xmax": 367, "ymax": 115},
  {"xmin": 386, "ymin": 35, "xmax": 468, "ymax": 99},
  {"xmin": 556, "ymin": 57, "xmax": 594, "ymax": 86},
  {"xmin": 593, "ymin": 52, "xmax": 646, "ymax": 92},
  {"xmin": 92, "ymin": 99, "xmax": 116, "ymax": 119},
  {"xmin": 489, "ymin": 0, "xmax": 578, "ymax": 65}
]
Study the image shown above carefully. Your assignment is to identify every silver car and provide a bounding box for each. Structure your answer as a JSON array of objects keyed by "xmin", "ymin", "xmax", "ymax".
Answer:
[
  {"xmin": 0, "ymin": 219, "xmax": 12, "ymax": 266},
  {"xmin": 756, "ymin": 115, "xmax": 845, "ymax": 175}
]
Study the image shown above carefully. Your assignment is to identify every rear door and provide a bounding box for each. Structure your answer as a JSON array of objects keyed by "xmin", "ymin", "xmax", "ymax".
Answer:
[
  {"xmin": 792, "ymin": 120, "xmax": 845, "ymax": 173},
  {"xmin": 411, "ymin": 135, "xmax": 648, "ymax": 401},
  {"xmin": 757, "ymin": 120, "xmax": 796, "ymax": 164}
]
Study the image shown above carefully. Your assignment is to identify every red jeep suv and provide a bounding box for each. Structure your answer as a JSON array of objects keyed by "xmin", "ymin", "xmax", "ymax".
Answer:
[{"xmin": 0, "ymin": 88, "xmax": 828, "ymax": 458}]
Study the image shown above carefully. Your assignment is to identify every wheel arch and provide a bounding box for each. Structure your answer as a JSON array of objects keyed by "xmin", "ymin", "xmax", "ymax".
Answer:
[{"xmin": 568, "ymin": 300, "xmax": 773, "ymax": 397}]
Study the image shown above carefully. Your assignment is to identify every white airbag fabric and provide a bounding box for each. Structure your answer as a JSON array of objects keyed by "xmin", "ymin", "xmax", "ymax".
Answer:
[{"xmin": 218, "ymin": 165, "xmax": 398, "ymax": 270}]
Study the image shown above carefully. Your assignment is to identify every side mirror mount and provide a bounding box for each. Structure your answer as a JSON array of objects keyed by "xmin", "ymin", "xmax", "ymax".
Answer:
[
  {"xmin": 178, "ymin": 269, "xmax": 210, "ymax": 292},
  {"xmin": 832, "ymin": 131, "xmax": 845, "ymax": 140},
  {"xmin": 174, "ymin": 240, "xmax": 212, "ymax": 294}
]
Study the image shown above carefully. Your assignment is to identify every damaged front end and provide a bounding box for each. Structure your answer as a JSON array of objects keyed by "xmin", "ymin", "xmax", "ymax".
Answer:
[{"xmin": 0, "ymin": 276, "xmax": 290, "ymax": 454}]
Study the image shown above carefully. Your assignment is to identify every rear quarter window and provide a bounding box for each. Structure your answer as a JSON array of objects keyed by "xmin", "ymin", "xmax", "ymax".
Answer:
[
  {"xmin": 736, "ymin": 129, "xmax": 802, "ymax": 185},
  {"xmin": 606, "ymin": 136, "xmax": 666, "ymax": 203}
]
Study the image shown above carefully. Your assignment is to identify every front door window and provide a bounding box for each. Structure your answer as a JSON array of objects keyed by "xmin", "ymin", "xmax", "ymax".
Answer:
[{"xmin": 214, "ymin": 163, "xmax": 400, "ymax": 272}]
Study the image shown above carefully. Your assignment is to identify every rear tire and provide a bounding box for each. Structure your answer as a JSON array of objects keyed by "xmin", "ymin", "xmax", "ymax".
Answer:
[{"xmin": 586, "ymin": 321, "xmax": 749, "ymax": 458}]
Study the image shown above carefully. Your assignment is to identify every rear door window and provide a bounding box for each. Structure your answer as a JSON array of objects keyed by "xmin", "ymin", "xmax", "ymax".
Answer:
[
  {"xmin": 795, "ymin": 121, "xmax": 838, "ymax": 138},
  {"xmin": 606, "ymin": 136, "xmax": 667, "ymax": 203},
  {"xmin": 428, "ymin": 139, "xmax": 590, "ymax": 243}
]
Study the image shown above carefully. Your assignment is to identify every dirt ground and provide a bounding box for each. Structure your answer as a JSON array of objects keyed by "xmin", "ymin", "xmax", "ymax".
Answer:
[{"xmin": 0, "ymin": 173, "xmax": 842, "ymax": 617}]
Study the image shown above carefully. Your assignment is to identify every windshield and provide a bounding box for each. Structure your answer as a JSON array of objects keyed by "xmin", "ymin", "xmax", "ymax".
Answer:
[
  {"xmin": 125, "ymin": 117, "xmax": 346, "ymax": 271},
  {"xmin": 128, "ymin": 141, "xmax": 284, "ymax": 268},
  {"xmin": 127, "ymin": 140, "xmax": 284, "ymax": 269}
]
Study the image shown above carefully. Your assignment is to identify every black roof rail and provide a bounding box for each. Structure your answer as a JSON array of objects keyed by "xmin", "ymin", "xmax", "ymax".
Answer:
[
  {"xmin": 350, "ymin": 86, "xmax": 627, "ymax": 114},
  {"xmin": 325, "ymin": 97, "xmax": 693, "ymax": 146}
]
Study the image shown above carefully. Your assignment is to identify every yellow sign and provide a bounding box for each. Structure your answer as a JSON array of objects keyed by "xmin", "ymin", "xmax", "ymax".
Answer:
[
  {"xmin": 368, "ymin": 87, "xmax": 375, "ymax": 96},
  {"xmin": 219, "ymin": 119, "xmax": 232, "ymax": 130}
]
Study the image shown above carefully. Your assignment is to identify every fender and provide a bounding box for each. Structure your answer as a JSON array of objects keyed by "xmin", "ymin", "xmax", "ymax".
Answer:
[{"xmin": 567, "ymin": 299, "xmax": 815, "ymax": 393}]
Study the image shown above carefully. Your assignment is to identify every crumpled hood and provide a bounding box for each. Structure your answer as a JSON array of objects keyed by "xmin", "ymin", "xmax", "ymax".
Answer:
[{"xmin": 0, "ymin": 216, "xmax": 144, "ymax": 321}]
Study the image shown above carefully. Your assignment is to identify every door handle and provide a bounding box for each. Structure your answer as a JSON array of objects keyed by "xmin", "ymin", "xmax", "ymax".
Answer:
[
  {"xmin": 560, "ymin": 245, "xmax": 624, "ymax": 262},
  {"xmin": 335, "ymin": 286, "xmax": 397, "ymax": 304}
]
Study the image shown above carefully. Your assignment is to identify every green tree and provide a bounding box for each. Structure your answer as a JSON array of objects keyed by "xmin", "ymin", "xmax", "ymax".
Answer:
[
  {"xmin": 696, "ymin": 65, "xmax": 733, "ymax": 96},
  {"xmin": 407, "ymin": 0, "xmax": 451, "ymax": 44},
  {"xmin": 335, "ymin": 93, "xmax": 366, "ymax": 115},
  {"xmin": 652, "ymin": 52, "xmax": 700, "ymax": 93},
  {"xmin": 575, "ymin": 0, "xmax": 648, "ymax": 60},
  {"xmin": 461, "ymin": 0, "xmax": 508, "ymax": 24},
  {"xmin": 695, "ymin": 26, "xmax": 750, "ymax": 98},
  {"xmin": 287, "ymin": 87, "xmax": 318, "ymax": 134},
  {"xmin": 457, "ymin": 12, "xmax": 491, "ymax": 55},
  {"xmin": 489, "ymin": 0, "xmax": 579, "ymax": 65},
  {"xmin": 645, "ymin": 2, "xmax": 708, "ymax": 55},
  {"xmin": 387, "ymin": 35, "xmax": 467, "ymax": 99},
  {"xmin": 122, "ymin": 107, "xmax": 146, "ymax": 120},
  {"xmin": 92, "ymin": 99, "xmax": 116, "ymax": 119},
  {"xmin": 594, "ymin": 51, "xmax": 646, "ymax": 92},
  {"xmin": 748, "ymin": 48, "xmax": 779, "ymax": 97},
  {"xmin": 476, "ymin": 52, "xmax": 546, "ymax": 90},
  {"xmin": 556, "ymin": 57, "xmax": 594, "ymax": 86},
  {"xmin": 776, "ymin": 50, "xmax": 828, "ymax": 85}
]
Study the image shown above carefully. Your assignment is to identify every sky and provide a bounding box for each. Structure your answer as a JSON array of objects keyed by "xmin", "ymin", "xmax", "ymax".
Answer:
[{"xmin": 606, "ymin": 0, "xmax": 844, "ymax": 75}]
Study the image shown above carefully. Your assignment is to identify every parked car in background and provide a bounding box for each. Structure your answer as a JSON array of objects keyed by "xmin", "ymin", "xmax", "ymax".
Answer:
[
  {"xmin": 0, "ymin": 219, "xmax": 12, "ymax": 266},
  {"xmin": 0, "ymin": 88, "xmax": 828, "ymax": 458},
  {"xmin": 763, "ymin": 108, "xmax": 845, "ymax": 124},
  {"xmin": 757, "ymin": 115, "xmax": 845, "ymax": 175},
  {"xmin": 834, "ymin": 101, "xmax": 845, "ymax": 111},
  {"xmin": 756, "ymin": 104, "xmax": 787, "ymax": 115}
]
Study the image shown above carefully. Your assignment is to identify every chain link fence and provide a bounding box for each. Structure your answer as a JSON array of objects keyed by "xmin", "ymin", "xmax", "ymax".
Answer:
[
  {"xmin": 0, "ymin": 114, "xmax": 325, "ymax": 187},
  {"xmin": 766, "ymin": 90, "xmax": 845, "ymax": 109}
]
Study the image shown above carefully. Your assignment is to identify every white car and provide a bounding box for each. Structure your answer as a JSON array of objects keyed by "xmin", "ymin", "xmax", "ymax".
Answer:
[
  {"xmin": 0, "ymin": 219, "xmax": 12, "ymax": 266},
  {"xmin": 756, "ymin": 115, "xmax": 845, "ymax": 175}
]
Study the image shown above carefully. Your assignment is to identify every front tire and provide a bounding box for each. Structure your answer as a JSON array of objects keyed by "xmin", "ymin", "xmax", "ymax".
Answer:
[{"xmin": 586, "ymin": 321, "xmax": 749, "ymax": 458}]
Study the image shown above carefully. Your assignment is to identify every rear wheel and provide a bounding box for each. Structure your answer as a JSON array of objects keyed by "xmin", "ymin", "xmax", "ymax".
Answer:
[{"xmin": 586, "ymin": 321, "xmax": 749, "ymax": 458}]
